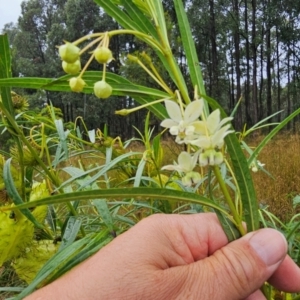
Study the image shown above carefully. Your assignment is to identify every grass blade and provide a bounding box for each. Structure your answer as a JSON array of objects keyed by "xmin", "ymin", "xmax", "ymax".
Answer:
[
  {"xmin": 173, "ymin": 0, "xmax": 206, "ymax": 97},
  {"xmin": 249, "ymin": 107, "xmax": 300, "ymax": 165},
  {"xmin": 1, "ymin": 187, "xmax": 229, "ymax": 216},
  {"xmin": 0, "ymin": 34, "xmax": 14, "ymax": 115}
]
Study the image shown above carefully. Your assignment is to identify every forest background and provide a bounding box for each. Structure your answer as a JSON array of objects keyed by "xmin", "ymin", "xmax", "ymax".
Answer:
[{"xmin": 1, "ymin": 0, "xmax": 300, "ymax": 142}]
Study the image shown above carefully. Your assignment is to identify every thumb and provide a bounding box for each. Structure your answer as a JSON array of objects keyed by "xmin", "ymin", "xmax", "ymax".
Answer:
[{"xmin": 165, "ymin": 228, "xmax": 287, "ymax": 300}]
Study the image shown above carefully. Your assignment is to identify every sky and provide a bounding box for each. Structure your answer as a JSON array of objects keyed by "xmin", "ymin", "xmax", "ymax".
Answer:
[{"xmin": 0, "ymin": 0, "xmax": 23, "ymax": 31}]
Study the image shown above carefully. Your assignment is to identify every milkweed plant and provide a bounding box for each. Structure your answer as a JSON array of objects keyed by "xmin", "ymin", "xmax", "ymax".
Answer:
[{"xmin": 0, "ymin": 0, "xmax": 300, "ymax": 299}]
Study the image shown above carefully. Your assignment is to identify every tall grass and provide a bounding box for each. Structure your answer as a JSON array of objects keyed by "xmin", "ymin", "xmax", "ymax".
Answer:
[{"xmin": 249, "ymin": 133, "xmax": 300, "ymax": 221}]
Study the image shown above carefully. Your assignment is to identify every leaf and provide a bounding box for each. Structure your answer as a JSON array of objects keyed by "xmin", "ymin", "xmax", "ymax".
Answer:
[
  {"xmin": 15, "ymin": 230, "xmax": 113, "ymax": 299},
  {"xmin": 93, "ymin": 199, "xmax": 114, "ymax": 232},
  {"xmin": 94, "ymin": 0, "xmax": 141, "ymax": 31},
  {"xmin": 0, "ymin": 34, "xmax": 14, "ymax": 115},
  {"xmin": 0, "ymin": 210, "xmax": 34, "ymax": 266},
  {"xmin": 201, "ymin": 94, "xmax": 259, "ymax": 232},
  {"xmin": 3, "ymin": 158, "xmax": 44, "ymax": 229},
  {"xmin": 59, "ymin": 217, "xmax": 82, "ymax": 251},
  {"xmin": 1, "ymin": 187, "xmax": 229, "ymax": 216},
  {"xmin": 214, "ymin": 210, "xmax": 241, "ymax": 242},
  {"xmin": 151, "ymin": 0, "xmax": 169, "ymax": 43},
  {"xmin": 120, "ymin": 0, "xmax": 158, "ymax": 39},
  {"xmin": 0, "ymin": 72, "xmax": 169, "ymax": 120},
  {"xmin": 133, "ymin": 158, "xmax": 147, "ymax": 187},
  {"xmin": 12, "ymin": 240, "xmax": 58, "ymax": 284},
  {"xmin": 249, "ymin": 107, "xmax": 300, "ymax": 166},
  {"xmin": 225, "ymin": 133, "xmax": 259, "ymax": 231},
  {"xmin": 293, "ymin": 195, "xmax": 300, "ymax": 208},
  {"xmin": 173, "ymin": 0, "xmax": 209, "ymax": 114}
]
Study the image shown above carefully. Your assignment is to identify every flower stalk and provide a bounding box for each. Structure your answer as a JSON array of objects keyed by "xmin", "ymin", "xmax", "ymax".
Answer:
[{"xmin": 212, "ymin": 165, "xmax": 245, "ymax": 236}]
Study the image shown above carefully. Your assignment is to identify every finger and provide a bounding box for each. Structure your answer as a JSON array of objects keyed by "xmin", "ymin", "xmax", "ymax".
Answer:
[
  {"xmin": 158, "ymin": 213, "xmax": 230, "ymax": 262},
  {"xmin": 162, "ymin": 228, "xmax": 290, "ymax": 300},
  {"xmin": 244, "ymin": 289, "xmax": 266, "ymax": 300},
  {"xmin": 268, "ymin": 254, "xmax": 300, "ymax": 292}
]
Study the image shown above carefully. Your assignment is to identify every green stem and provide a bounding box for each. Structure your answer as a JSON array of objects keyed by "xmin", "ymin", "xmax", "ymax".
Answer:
[
  {"xmin": 154, "ymin": 25, "xmax": 191, "ymax": 105},
  {"xmin": 16, "ymin": 140, "xmax": 26, "ymax": 200},
  {"xmin": 213, "ymin": 165, "xmax": 246, "ymax": 236}
]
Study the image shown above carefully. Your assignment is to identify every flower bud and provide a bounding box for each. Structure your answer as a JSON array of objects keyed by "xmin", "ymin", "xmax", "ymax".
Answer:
[
  {"xmin": 69, "ymin": 77, "xmax": 86, "ymax": 92},
  {"xmin": 94, "ymin": 47, "xmax": 112, "ymax": 64},
  {"xmin": 94, "ymin": 80, "xmax": 112, "ymax": 99},
  {"xmin": 62, "ymin": 60, "xmax": 81, "ymax": 74},
  {"xmin": 59, "ymin": 42, "xmax": 80, "ymax": 63},
  {"xmin": 115, "ymin": 109, "xmax": 129, "ymax": 116},
  {"xmin": 127, "ymin": 54, "xmax": 138, "ymax": 62}
]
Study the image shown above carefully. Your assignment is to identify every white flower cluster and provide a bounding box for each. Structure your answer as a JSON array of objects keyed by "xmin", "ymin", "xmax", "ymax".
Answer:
[{"xmin": 161, "ymin": 99, "xmax": 233, "ymax": 186}]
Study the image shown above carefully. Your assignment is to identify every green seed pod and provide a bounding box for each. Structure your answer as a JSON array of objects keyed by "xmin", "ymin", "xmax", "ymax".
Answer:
[
  {"xmin": 69, "ymin": 77, "xmax": 86, "ymax": 92},
  {"xmin": 94, "ymin": 80, "xmax": 112, "ymax": 99},
  {"xmin": 62, "ymin": 60, "xmax": 81, "ymax": 74},
  {"xmin": 59, "ymin": 42, "xmax": 80, "ymax": 63},
  {"xmin": 94, "ymin": 47, "xmax": 112, "ymax": 64}
]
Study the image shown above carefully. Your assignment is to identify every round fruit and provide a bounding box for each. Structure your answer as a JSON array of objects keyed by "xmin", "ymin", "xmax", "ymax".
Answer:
[
  {"xmin": 94, "ymin": 47, "xmax": 112, "ymax": 64},
  {"xmin": 62, "ymin": 60, "xmax": 81, "ymax": 74},
  {"xmin": 69, "ymin": 77, "xmax": 86, "ymax": 92},
  {"xmin": 59, "ymin": 42, "xmax": 80, "ymax": 63},
  {"xmin": 94, "ymin": 80, "xmax": 112, "ymax": 99}
]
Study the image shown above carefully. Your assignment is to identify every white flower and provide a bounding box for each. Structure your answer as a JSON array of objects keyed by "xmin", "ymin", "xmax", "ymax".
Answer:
[
  {"xmin": 187, "ymin": 109, "xmax": 233, "ymax": 167},
  {"xmin": 162, "ymin": 151, "xmax": 198, "ymax": 173},
  {"xmin": 160, "ymin": 99, "xmax": 203, "ymax": 144},
  {"xmin": 162, "ymin": 151, "xmax": 201, "ymax": 187},
  {"xmin": 250, "ymin": 160, "xmax": 265, "ymax": 172},
  {"xmin": 191, "ymin": 109, "xmax": 233, "ymax": 150}
]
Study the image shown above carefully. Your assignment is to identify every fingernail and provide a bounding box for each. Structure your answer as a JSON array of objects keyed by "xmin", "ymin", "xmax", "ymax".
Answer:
[{"xmin": 249, "ymin": 229, "xmax": 287, "ymax": 266}]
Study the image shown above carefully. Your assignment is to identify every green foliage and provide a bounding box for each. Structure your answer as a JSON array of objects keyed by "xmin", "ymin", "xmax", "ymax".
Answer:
[{"xmin": 0, "ymin": 1, "xmax": 300, "ymax": 299}]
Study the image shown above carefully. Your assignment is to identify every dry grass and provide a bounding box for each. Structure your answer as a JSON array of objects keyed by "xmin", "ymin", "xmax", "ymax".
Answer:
[
  {"xmin": 248, "ymin": 133, "xmax": 300, "ymax": 221},
  {"xmin": 157, "ymin": 134, "xmax": 300, "ymax": 221}
]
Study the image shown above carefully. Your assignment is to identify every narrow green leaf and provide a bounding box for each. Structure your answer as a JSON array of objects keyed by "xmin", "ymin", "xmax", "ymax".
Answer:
[
  {"xmin": 15, "ymin": 232, "xmax": 110, "ymax": 299},
  {"xmin": 3, "ymin": 158, "xmax": 44, "ymax": 229},
  {"xmin": 0, "ymin": 34, "xmax": 14, "ymax": 115},
  {"xmin": 93, "ymin": 199, "xmax": 114, "ymax": 232},
  {"xmin": 94, "ymin": 0, "xmax": 138, "ymax": 31},
  {"xmin": 133, "ymin": 159, "xmax": 147, "ymax": 187},
  {"xmin": 121, "ymin": 0, "xmax": 159, "ymax": 39},
  {"xmin": 225, "ymin": 134, "xmax": 259, "ymax": 231},
  {"xmin": 0, "ymin": 73, "xmax": 169, "ymax": 119},
  {"xmin": 249, "ymin": 107, "xmax": 300, "ymax": 165},
  {"xmin": 46, "ymin": 230, "xmax": 113, "ymax": 284},
  {"xmin": 214, "ymin": 210, "xmax": 241, "ymax": 242},
  {"xmin": 152, "ymin": 133, "xmax": 162, "ymax": 161},
  {"xmin": 173, "ymin": 1, "xmax": 207, "ymax": 100},
  {"xmin": 151, "ymin": 0, "xmax": 169, "ymax": 43},
  {"xmin": 58, "ymin": 217, "xmax": 82, "ymax": 251},
  {"xmin": 1, "ymin": 187, "xmax": 229, "ymax": 216}
]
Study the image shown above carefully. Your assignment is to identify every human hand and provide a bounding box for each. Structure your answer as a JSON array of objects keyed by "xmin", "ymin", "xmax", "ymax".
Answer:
[{"xmin": 26, "ymin": 213, "xmax": 300, "ymax": 300}]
